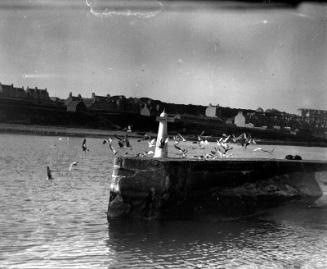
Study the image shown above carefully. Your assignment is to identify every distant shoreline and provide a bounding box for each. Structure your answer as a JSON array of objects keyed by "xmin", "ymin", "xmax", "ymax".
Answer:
[
  {"xmin": 0, "ymin": 123, "xmax": 327, "ymax": 147},
  {"xmin": 0, "ymin": 123, "xmax": 145, "ymax": 139}
]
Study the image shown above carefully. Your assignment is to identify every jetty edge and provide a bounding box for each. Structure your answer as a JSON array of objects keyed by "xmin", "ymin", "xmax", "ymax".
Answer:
[{"xmin": 107, "ymin": 157, "xmax": 327, "ymax": 220}]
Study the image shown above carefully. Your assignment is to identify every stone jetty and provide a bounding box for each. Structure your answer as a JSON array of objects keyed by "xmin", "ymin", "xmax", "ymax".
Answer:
[
  {"xmin": 107, "ymin": 157, "xmax": 327, "ymax": 220},
  {"xmin": 107, "ymin": 111, "xmax": 327, "ymax": 220}
]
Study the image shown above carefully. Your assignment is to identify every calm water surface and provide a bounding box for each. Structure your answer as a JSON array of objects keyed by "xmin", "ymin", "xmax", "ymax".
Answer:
[{"xmin": 1, "ymin": 134, "xmax": 327, "ymax": 268}]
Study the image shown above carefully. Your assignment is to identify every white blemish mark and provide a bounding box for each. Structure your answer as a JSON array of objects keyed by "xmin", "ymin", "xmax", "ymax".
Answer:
[
  {"xmin": 85, "ymin": 0, "xmax": 163, "ymax": 19},
  {"xmin": 23, "ymin": 73, "xmax": 59, "ymax": 79},
  {"xmin": 292, "ymin": 12, "xmax": 314, "ymax": 20}
]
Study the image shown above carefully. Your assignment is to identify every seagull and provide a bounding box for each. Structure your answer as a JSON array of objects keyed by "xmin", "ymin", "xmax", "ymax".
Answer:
[
  {"xmin": 243, "ymin": 133, "xmax": 256, "ymax": 148},
  {"xmin": 218, "ymin": 134, "xmax": 231, "ymax": 144},
  {"xmin": 193, "ymin": 155, "xmax": 204, "ymax": 159},
  {"xmin": 158, "ymin": 137, "xmax": 169, "ymax": 149},
  {"xmin": 174, "ymin": 143, "xmax": 188, "ymax": 158},
  {"xmin": 208, "ymin": 147, "xmax": 220, "ymax": 158},
  {"xmin": 82, "ymin": 138, "xmax": 89, "ymax": 152},
  {"xmin": 114, "ymin": 134, "xmax": 131, "ymax": 148},
  {"xmin": 213, "ymin": 146, "xmax": 233, "ymax": 158},
  {"xmin": 136, "ymin": 151, "xmax": 154, "ymax": 157},
  {"xmin": 197, "ymin": 130, "xmax": 205, "ymax": 141},
  {"xmin": 232, "ymin": 133, "xmax": 256, "ymax": 149},
  {"xmin": 177, "ymin": 133, "xmax": 186, "ymax": 142},
  {"xmin": 196, "ymin": 131, "xmax": 209, "ymax": 148},
  {"xmin": 172, "ymin": 135, "xmax": 180, "ymax": 144},
  {"xmin": 69, "ymin": 161, "xmax": 79, "ymax": 171},
  {"xmin": 125, "ymin": 134, "xmax": 131, "ymax": 148},
  {"xmin": 173, "ymin": 133, "xmax": 187, "ymax": 143},
  {"xmin": 253, "ymin": 147, "xmax": 275, "ymax": 154},
  {"xmin": 102, "ymin": 138, "xmax": 111, "ymax": 144},
  {"xmin": 137, "ymin": 133, "xmax": 152, "ymax": 142},
  {"xmin": 216, "ymin": 139, "xmax": 233, "ymax": 154},
  {"xmin": 232, "ymin": 133, "xmax": 245, "ymax": 145},
  {"xmin": 124, "ymin": 125, "xmax": 132, "ymax": 133},
  {"xmin": 148, "ymin": 138, "xmax": 156, "ymax": 148},
  {"xmin": 205, "ymin": 153, "xmax": 216, "ymax": 159},
  {"xmin": 199, "ymin": 140, "xmax": 208, "ymax": 148},
  {"xmin": 103, "ymin": 137, "xmax": 118, "ymax": 155},
  {"xmin": 114, "ymin": 135, "xmax": 125, "ymax": 148},
  {"xmin": 47, "ymin": 166, "xmax": 53, "ymax": 180}
]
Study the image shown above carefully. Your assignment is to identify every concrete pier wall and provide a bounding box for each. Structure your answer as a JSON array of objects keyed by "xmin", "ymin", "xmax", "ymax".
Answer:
[{"xmin": 108, "ymin": 157, "xmax": 327, "ymax": 219}]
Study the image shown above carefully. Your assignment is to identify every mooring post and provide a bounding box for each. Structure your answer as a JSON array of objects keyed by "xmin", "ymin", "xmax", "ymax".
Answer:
[{"xmin": 154, "ymin": 110, "xmax": 168, "ymax": 158}]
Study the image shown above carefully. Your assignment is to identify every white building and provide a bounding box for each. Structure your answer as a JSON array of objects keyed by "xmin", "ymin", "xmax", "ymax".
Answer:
[
  {"xmin": 234, "ymin": 111, "xmax": 254, "ymax": 128},
  {"xmin": 205, "ymin": 104, "xmax": 220, "ymax": 118}
]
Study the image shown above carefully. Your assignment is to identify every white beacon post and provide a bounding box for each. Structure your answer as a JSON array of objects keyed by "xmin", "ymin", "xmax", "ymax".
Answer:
[{"xmin": 154, "ymin": 110, "xmax": 168, "ymax": 158}]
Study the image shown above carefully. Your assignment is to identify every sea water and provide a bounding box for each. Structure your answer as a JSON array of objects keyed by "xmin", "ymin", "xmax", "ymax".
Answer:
[{"xmin": 1, "ymin": 133, "xmax": 327, "ymax": 268}]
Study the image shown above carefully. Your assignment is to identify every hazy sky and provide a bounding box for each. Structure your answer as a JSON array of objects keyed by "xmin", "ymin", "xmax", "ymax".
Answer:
[{"xmin": 0, "ymin": 0, "xmax": 326, "ymax": 114}]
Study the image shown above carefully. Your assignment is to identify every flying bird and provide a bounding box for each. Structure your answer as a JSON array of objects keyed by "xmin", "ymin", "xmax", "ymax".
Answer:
[
  {"xmin": 197, "ymin": 130, "xmax": 205, "ymax": 141},
  {"xmin": 173, "ymin": 133, "xmax": 187, "ymax": 143},
  {"xmin": 232, "ymin": 133, "xmax": 256, "ymax": 149},
  {"xmin": 47, "ymin": 166, "xmax": 53, "ymax": 180},
  {"xmin": 148, "ymin": 138, "xmax": 156, "ymax": 148},
  {"xmin": 195, "ymin": 131, "xmax": 209, "ymax": 148},
  {"xmin": 218, "ymin": 134, "xmax": 231, "ymax": 144},
  {"xmin": 177, "ymin": 133, "xmax": 186, "ymax": 142},
  {"xmin": 174, "ymin": 143, "xmax": 188, "ymax": 158},
  {"xmin": 69, "ymin": 161, "xmax": 79, "ymax": 171},
  {"xmin": 217, "ymin": 139, "xmax": 233, "ymax": 154},
  {"xmin": 114, "ymin": 134, "xmax": 132, "ymax": 148},
  {"xmin": 82, "ymin": 138, "xmax": 89, "ymax": 152},
  {"xmin": 103, "ymin": 137, "xmax": 118, "ymax": 155}
]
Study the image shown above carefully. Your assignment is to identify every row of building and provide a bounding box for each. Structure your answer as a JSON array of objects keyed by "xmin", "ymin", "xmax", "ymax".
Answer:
[
  {"xmin": 61, "ymin": 92, "xmax": 327, "ymax": 135},
  {"xmin": 0, "ymin": 82, "xmax": 327, "ymax": 135},
  {"xmin": 0, "ymin": 83, "xmax": 51, "ymax": 102}
]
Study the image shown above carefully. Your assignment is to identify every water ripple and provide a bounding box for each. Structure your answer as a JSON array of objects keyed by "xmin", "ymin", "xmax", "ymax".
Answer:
[{"xmin": 1, "ymin": 134, "xmax": 327, "ymax": 268}]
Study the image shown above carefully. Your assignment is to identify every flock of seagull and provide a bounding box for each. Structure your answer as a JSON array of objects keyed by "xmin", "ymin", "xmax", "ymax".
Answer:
[
  {"xmin": 46, "ymin": 128, "xmax": 274, "ymax": 180},
  {"xmin": 172, "ymin": 132, "xmax": 274, "ymax": 159},
  {"xmin": 101, "ymin": 129, "xmax": 274, "ymax": 160}
]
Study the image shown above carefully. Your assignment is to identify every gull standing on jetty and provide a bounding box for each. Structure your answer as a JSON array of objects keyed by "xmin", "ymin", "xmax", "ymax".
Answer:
[{"xmin": 253, "ymin": 147, "xmax": 275, "ymax": 154}]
